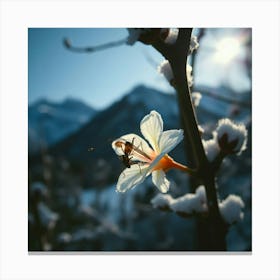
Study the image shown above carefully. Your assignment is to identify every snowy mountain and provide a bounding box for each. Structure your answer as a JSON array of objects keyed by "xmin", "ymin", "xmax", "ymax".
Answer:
[
  {"xmin": 50, "ymin": 85, "xmax": 180, "ymax": 160},
  {"xmin": 194, "ymin": 84, "xmax": 251, "ymax": 122},
  {"xmin": 29, "ymin": 84, "xmax": 251, "ymax": 251},
  {"xmin": 50, "ymin": 84, "xmax": 245, "ymax": 161},
  {"xmin": 28, "ymin": 98, "xmax": 97, "ymax": 154}
]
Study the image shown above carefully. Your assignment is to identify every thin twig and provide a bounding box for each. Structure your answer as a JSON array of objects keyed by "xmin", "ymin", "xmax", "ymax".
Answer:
[
  {"xmin": 63, "ymin": 37, "xmax": 127, "ymax": 53},
  {"xmin": 194, "ymin": 87, "xmax": 251, "ymax": 108}
]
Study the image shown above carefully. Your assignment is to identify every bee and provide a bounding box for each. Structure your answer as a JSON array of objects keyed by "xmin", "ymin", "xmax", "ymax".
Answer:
[
  {"xmin": 119, "ymin": 154, "xmax": 135, "ymax": 168},
  {"xmin": 114, "ymin": 138, "xmax": 151, "ymax": 168}
]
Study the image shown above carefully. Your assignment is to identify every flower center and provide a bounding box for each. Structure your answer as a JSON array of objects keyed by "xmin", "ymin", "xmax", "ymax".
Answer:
[{"xmin": 152, "ymin": 154, "xmax": 190, "ymax": 173}]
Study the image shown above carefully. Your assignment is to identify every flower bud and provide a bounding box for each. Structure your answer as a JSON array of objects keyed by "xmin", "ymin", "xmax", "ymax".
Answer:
[
  {"xmin": 216, "ymin": 118, "xmax": 248, "ymax": 155},
  {"xmin": 158, "ymin": 60, "xmax": 193, "ymax": 88},
  {"xmin": 219, "ymin": 194, "xmax": 245, "ymax": 224},
  {"xmin": 202, "ymin": 137, "xmax": 220, "ymax": 162}
]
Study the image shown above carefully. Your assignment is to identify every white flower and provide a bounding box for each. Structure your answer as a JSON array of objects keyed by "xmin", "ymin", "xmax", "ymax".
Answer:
[
  {"xmin": 158, "ymin": 60, "xmax": 193, "ymax": 88},
  {"xmin": 216, "ymin": 118, "xmax": 248, "ymax": 155},
  {"xmin": 112, "ymin": 110, "xmax": 187, "ymax": 193},
  {"xmin": 202, "ymin": 137, "xmax": 220, "ymax": 162},
  {"xmin": 219, "ymin": 194, "xmax": 245, "ymax": 224},
  {"xmin": 164, "ymin": 28, "xmax": 179, "ymax": 45},
  {"xmin": 170, "ymin": 185, "xmax": 208, "ymax": 214},
  {"xmin": 151, "ymin": 193, "xmax": 174, "ymax": 209}
]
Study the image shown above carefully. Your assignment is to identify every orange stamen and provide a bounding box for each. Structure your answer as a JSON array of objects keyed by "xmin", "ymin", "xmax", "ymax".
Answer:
[{"xmin": 152, "ymin": 155, "xmax": 190, "ymax": 173}]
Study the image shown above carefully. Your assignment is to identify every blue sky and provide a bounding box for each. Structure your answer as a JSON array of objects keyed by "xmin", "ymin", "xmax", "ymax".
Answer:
[
  {"xmin": 28, "ymin": 28, "xmax": 169, "ymax": 109},
  {"xmin": 28, "ymin": 28, "xmax": 251, "ymax": 109}
]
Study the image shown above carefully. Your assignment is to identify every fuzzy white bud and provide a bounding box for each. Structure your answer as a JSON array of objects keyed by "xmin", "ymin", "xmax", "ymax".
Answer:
[
  {"xmin": 158, "ymin": 60, "xmax": 193, "ymax": 88},
  {"xmin": 216, "ymin": 118, "xmax": 248, "ymax": 155},
  {"xmin": 219, "ymin": 194, "xmax": 245, "ymax": 224},
  {"xmin": 202, "ymin": 137, "xmax": 220, "ymax": 162}
]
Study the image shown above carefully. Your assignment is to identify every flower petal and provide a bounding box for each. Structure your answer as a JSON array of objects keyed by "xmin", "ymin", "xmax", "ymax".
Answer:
[
  {"xmin": 116, "ymin": 164, "xmax": 149, "ymax": 193},
  {"xmin": 112, "ymin": 133, "xmax": 154, "ymax": 162},
  {"xmin": 138, "ymin": 130, "xmax": 183, "ymax": 176},
  {"xmin": 145, "ymin": 151, "xmax": 167, "ymax": 175},
  {"xmin": 159, "ymin": 129, "xmax": 184, "ymax": 155},
  {"xmin": 140, "ymin": 110, "xmax": 163, "ymax": 153},
  {"xmin": 152, "ymin": 170, "xmax": 170, "ymax": 193}
]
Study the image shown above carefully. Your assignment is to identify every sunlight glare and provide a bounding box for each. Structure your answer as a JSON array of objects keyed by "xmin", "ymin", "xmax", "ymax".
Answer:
[{"xmin": 213, "ymin": 37, "xmax": 241, "ymax": 65}]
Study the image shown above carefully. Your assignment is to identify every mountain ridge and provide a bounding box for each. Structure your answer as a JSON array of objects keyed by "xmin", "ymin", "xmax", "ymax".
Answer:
[
  {"xmin": 50, "ymin": 85, "xmax": 179, "ymax": 160},
  {"xmin": 28, "ymin": 97, "xmax": 98, "ymax": 154}
]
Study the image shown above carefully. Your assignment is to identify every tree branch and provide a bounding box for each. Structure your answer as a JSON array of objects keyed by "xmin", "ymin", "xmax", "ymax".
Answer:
[
  {"xmin": 63, "ymin": 37, "xmax": 127, "ymax": 53},
  {"xmin": 151, "ymin": 28, "xmax": 227, "ymax": 250},
  {"xmin": 194, "ymin": 87, "xmax": 251, "ymax": 108}
]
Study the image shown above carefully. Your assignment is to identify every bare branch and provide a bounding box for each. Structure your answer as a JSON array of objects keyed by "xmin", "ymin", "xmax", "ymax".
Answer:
[
  {"xmin": 63, "ymin": 37, "xmax": 127, "ymax": 53},
  {"xmin": 150, "ymin": 28, "xmax": 227, "ymax": 250},
  {"xmin": 194, "ymin": 87, "xmax": 251, "ymax": 108}
]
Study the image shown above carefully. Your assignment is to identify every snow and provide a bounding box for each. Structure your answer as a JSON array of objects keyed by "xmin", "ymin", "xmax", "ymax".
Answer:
[
  {"xmin": 202, "ymin": 137, "xmax": 220, "ymax": 162},
  {"xmin": 158, "ymin": 60, "xmax": 193, "ymax": 88},
  {"xmin": 151, "ymin": 193, "xmax": 174, "ymax": 209},
  {"xmin": 198, "ymin": 125, "xmax": 205, "ymax": 135},
  {"xmin": 192, "ymin": 92, "xmax": 202, "ymax": 107},
  {"xmin": 189, "ymin": 36, "xmax": 199, "ymax": 54},
  {"xmin": 158, "ymin": 60, "xmax": 173, "ymax": 82},
  {"xmin": 187, "ymin": 64, "xmax": 193, "ymax": 87},
  {"xmin": 28, "ymin": 98, "xmax": 96, "ymax": 153},
  {"xmin": 166, "ymin": 185, "xmax": 245, "ymax": 225},
  {"xmin": 216, "ymin": 118, "xmax": 248, "ymax": 155},
  {"xmin": 219, "ymin": 194, "xmax": 245, "ymax": 224},
  {"xmin": 124, "ymin": 85, "xmax": 179, "ymax": 122},
  {"xmin": 170, "ymin": 186, "xmax": 208, "ymax": 214},
  {"xmin": 164, "ymin": 28, "xmax": 179, "ymax": 45}
]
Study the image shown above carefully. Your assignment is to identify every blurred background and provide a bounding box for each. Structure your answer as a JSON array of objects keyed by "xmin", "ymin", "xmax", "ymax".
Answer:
[{"xmin": 28, "ymin": 28, "xmax": 251, "ymax": 251}]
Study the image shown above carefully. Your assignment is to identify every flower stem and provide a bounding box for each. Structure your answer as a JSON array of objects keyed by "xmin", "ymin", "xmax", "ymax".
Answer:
[{"xmin": 170, "ymin": 159, "xmax": 197, "ymax": 176}]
